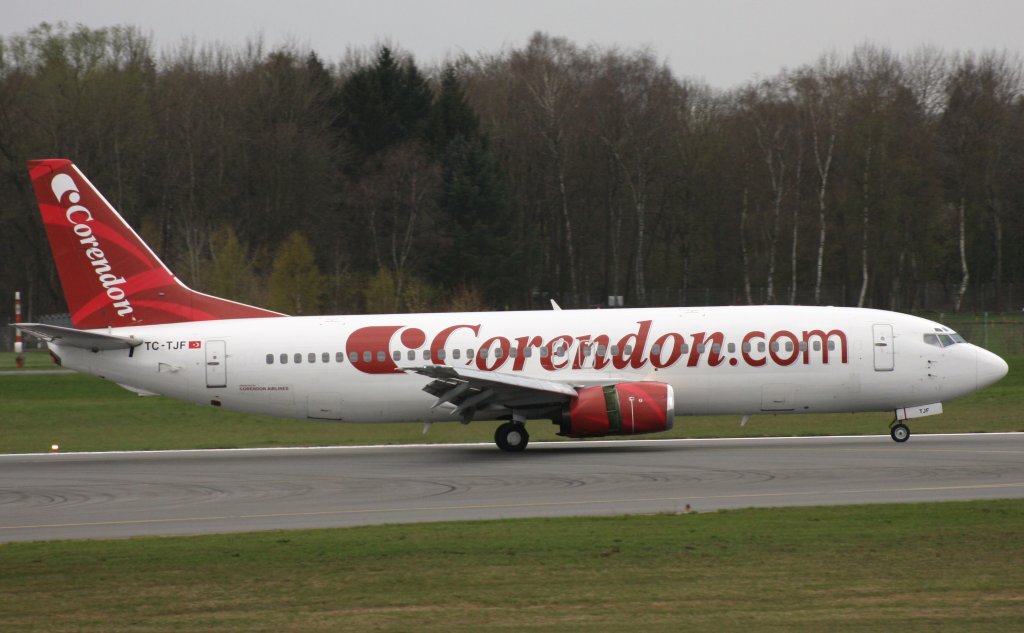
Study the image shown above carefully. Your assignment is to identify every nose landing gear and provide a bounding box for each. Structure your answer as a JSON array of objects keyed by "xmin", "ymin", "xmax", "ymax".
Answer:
[{"xmin": 890, "ymin": 421, "xmax": 910, "ymax": 442}]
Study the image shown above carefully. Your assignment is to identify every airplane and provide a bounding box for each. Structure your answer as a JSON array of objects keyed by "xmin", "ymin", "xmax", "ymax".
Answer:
[{"xmin": 15, "ymin": 159, "xmax": 1009, "ymax": 451}]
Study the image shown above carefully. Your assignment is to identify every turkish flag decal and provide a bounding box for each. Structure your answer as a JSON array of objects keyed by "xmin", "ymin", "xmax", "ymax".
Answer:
[{"xmin": 189, "ymin": 340, "xmax": 201, "ymax": 349}]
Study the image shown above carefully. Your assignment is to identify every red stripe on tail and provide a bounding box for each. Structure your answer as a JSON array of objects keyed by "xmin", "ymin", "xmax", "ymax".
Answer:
[{"xmin": 28, "ymin": 159, "xmax": 285, "ymax": 329}]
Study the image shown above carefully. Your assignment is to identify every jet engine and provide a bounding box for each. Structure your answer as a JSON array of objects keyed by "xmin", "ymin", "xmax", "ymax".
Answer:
[{"xmin": 559, "ymin": 382, "xmax": 674, "ymax": 438}]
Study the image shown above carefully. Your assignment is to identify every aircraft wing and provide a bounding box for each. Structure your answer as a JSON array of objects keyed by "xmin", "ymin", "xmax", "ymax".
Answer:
[
  {"xmin": 15, "ymin": 323, "xmax": 142, "ymax": 351},
  {"xmin": 407, "ymin": 365, "xmax": 579, "ymax": 422}
]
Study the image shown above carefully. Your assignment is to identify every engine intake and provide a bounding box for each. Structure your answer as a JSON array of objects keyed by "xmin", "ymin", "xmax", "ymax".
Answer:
[{"xmin": 560, "ymin": 382, "xmax": 675, "ymax": 438}]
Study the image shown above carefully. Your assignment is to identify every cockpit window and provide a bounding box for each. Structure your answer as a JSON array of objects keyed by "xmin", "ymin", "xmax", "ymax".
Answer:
[{"xmin": 924, "ymin": 331, "xmax": 966, "ymax": 348}]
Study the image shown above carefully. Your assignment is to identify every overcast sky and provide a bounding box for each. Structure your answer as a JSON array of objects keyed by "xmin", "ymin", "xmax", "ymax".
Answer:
[{"xmin": 5, "ymin": 0, "xmax": 1023, "ymax": 88}]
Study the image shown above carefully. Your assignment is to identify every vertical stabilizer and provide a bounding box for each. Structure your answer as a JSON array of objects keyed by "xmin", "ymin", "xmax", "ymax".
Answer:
[{"xmin": 28, "ymin": 159, "xmax": 284, "ymax": 329}]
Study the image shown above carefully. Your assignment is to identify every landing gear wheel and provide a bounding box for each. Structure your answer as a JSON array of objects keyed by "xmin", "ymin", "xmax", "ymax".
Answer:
[
  {"xmin": 890, "ymin": 423, "xmax": 910, "ymax": 443},
  {"xmin": 495, "ymin": 422, "xmax": 529, "ymax": 452}
]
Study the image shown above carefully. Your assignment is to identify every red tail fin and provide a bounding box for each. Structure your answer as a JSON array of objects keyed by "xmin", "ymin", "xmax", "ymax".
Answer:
[{"xmin": 28, "ymin": 159, "xmax": 284, "ymax": 329}]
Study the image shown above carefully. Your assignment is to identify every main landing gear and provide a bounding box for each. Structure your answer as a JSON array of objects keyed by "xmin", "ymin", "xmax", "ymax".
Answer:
[
  {"xmin": 890, "ymin": 421, "xmax": 911, "ymax": 443},
  {"xmin": 495, "ymin": 422, "xmax": 529, "ymax": 452}
]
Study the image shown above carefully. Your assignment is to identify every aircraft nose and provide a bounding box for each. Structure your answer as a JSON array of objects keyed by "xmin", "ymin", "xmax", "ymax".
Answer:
[{"xmin": 976, "ymin": 347, "xmax": 1009, "ymax": 390}]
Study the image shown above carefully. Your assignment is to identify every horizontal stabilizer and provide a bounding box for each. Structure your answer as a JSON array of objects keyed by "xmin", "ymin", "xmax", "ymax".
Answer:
[{"xmin": 14, "ymin": 323, "xmax": 141, "ymax": 351}]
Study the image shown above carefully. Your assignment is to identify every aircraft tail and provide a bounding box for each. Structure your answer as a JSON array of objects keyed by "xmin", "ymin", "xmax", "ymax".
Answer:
[{"xmin": 28, "ymin": 159, "xmax": 284, "ymax": 329}]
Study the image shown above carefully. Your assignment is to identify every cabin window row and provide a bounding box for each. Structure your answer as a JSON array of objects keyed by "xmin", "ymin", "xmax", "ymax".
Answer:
[
  {"xmin": 263, "ymin": 339, "xmax": 837, "ymax": 366},
  {"xmin": 266, "ymin": 352, "xmax": 346, "ymax": 365}
]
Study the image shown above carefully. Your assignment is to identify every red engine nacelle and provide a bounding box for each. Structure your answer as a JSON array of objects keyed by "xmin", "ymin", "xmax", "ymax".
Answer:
[{"xmin": 560, "ymin": 382, "xmax": 675, "ymax": 438}]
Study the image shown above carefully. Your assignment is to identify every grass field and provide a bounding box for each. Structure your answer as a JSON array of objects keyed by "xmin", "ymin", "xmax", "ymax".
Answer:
[
  {"xmin": 2, "ymin": 351, "xmax": 1021, "ymax": 454},
  {"xmin": 1, "ymin": 500, "xmax": 1022, "ymax": 632}
]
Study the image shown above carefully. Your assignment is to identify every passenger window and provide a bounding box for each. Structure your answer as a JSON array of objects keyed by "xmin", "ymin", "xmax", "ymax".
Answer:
[
  {"xmin": 784, "ymin": 341, "xmax": 793, "ymax": 352},
  {"xmin": 453, "ymin": 349, "xmax": 461, "ymax": 360},
  {"xmin": 336, "ymin": 352, "xmax": 344, "ymax": 363},
  {"xmin": 582, "ymin": 345, "xmax": 591, "ymax": 356},
  {"xmin": 408, "ymin": 350, "xmax": 415, "ymax": 361},
  {"xmin": 555, "ymin": 347, "xmax": 565, "ymax": 357},
  {"xmin": 392, "ymin": 350, "xmax": 401, "ymax": 361},
  {"xmin": 770, "ymin": 342, "xmax": 779, "ymax": 352},
  {"xmin": 624, "ymin": 345, "xmax": 633, "ymax": 355},
  {"xmin": 727, "ymin": 343, "xmax": 736, "ymax": 354},
  {"xmin": 437, "ymin": 349, "xmax": 447, "ymax": 360},
  {"xmin": 742, "ymin": 343, "xmax": 751, "ymax": 353},
  {"xmin": 423, "ymin": 350, "xmax": 432, "ymax": 361},
  {"xmin": 827, "ymin": 341, "xmax": 835, "ymax": 351},
  {"xmin": 799, "ymin": 342, "xmax": 807, "ymax": 352},
  {"xmin": 280, "ymin": 353, "xmax": 288, "ymax": 364},
  {"xmin": 509, "ymin": 348, "xmax": 517, "ymax": 358},
  {"xmin": 494, "ymin": 348, "xmax": 502, "ymax": 358},
  {"xmin": 323, "ymin": 352, "xmax": 330, "ymax": 363},
  {"xmin": 266, "ymin": 354, "xmax": 274, "ymax": 364},
  {"xmin": 362, "ymin": 351, "xmax": 371, "ymax": 362},
  {"xmin": 682, "ymin": 344, "xmax": 689, "ymax": 354},
  {"xmin": 377, "ymin": 351, "xmax": 386, "ymax": 362},
  {"xmin": 813, "ymin": 341, "xmax": 821, "ymax": 351},
  {"xmin": 757, "ymin": 342, "xmax": 766, "ymax": 353},
  {"xmin": 597, "ymin": 345, "xmax": 607, "ymax": 356},
  {"xmin": 651, "ymin": 344, "xmax": 662, "ymax": 355},
  {"xmin": 697, "ymin": 344, "xmax": 706, "ymax": 353},
  {"xmin": 610, "ymin": 346, "xmax": 620, "ymax": 356},
  {"xmin": 308, "ymin": 352, "xmax": 316, "ymax": 363},
  {"xmin": 479, "ymin": 349, "xmax": 489, "ymax": 359},
  {"xmin": 711, "ymin": 344, "xmax": 721, "ymax": 354},
  {"xmin": 524, "ymin": 348, "xmax": 533, "ymax": 357},
  {"xmin": 539, "ymin": 347, "xmax": 549, "ymax": 358},
  {"xmin": 467, "ymin": 349, "xmax": 474, "ymax": 359},
  {"xmin": 349, "ymin": 351, "xmax": 358, "ymax": 363},
  {"xmin": 294, "ymin": 353, "xmax": 302, "ymax": 364}
]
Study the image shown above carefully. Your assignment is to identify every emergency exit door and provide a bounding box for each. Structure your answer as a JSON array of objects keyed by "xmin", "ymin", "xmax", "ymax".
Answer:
[
  {"xmin": 872, "ymin": 324, "xmax": 894, "ymax": 371},
  {"xmin": 206, "ymin": 340, "xmax": 227, "ymax": 388}
]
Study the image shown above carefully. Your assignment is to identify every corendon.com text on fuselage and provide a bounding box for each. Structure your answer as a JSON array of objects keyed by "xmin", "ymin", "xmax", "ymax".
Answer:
[{"xmin": 344, "ymin": 320, "xmax": 849, "ymax": 375}]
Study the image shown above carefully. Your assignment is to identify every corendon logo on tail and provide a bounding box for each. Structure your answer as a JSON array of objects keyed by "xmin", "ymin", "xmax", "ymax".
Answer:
[
  {"xmin": 50, "ymin": 173, "xmax": 134, "ymax": 319},
  {"xmin": 345, "ymin": 320, "xmax": 849, "ymax": 375}
]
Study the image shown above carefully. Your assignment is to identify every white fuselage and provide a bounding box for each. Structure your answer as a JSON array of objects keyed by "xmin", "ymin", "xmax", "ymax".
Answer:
[{"xmin": 51, "ymin": 306, "xmax": 1004, "ymax": 425}]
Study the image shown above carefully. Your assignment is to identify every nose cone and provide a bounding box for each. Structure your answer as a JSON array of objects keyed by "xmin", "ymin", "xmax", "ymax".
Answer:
[{"xmin": 977, "ymin": 348, "xmax": 1009, "ymax": 390}]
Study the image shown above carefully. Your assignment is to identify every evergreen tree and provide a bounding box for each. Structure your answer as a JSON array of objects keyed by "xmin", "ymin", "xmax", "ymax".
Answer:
[{"xmin": 337, "ymin": 46, "xmax": 432, "ymax": 166}]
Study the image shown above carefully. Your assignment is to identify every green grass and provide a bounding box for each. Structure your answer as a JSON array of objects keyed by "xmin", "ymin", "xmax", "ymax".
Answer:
[
  {"xmin": 2, "ymin": 353, "xmax": 1022, "ymax": 454},
  {"xmin": 1, "ymin": 500, "xmax": 1022, "ymax": 632}
]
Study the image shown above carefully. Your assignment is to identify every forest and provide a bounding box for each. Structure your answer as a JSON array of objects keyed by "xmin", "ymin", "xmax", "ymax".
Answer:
[{"xmin": 1, "ymin": 23, "xmax": 1022, "ymax": 322}]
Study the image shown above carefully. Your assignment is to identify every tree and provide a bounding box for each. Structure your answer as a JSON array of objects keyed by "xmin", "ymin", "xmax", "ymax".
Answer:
[{"xmin": 269, "ymin": 231, "xmax": 325, "ymax": 314}]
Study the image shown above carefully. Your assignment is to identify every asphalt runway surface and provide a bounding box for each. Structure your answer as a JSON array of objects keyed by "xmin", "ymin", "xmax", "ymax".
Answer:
[{"xmin": 2, "ymin": 433, "xmax": 1023, "ymax": 543}]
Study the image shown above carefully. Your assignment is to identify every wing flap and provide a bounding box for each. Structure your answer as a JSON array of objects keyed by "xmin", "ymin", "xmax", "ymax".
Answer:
[{"xmin": 407, "ymin": 365, "xmax": 578, "ymax": 423}]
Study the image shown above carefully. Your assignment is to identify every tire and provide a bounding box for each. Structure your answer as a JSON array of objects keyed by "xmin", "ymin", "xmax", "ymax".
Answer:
[
  {"xmin": 890, "ymin": 423, "xmax": 910, "ymax": 443},
  {"xmin": 495, "ymin": 422, "xmax": 529, "ymax": 452}
]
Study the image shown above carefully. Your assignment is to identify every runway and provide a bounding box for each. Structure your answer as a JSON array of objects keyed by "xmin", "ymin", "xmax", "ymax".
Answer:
[{"xmin": 2, "ymin": 433, "xmax": 1023, "ymax": 542}]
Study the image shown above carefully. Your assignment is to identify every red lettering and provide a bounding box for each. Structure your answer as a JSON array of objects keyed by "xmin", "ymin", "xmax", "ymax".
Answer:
[
  {"xmin": 513, "ymin": 335, "xmax": 543, "ymax": 370},
  {"xmin": 688, "ymin": 332, "xmax": 725, "ymax": 367},
  {"xmin": 651, "ymin": 332, "xmax": 684, "ymax": 369},
  {"xmin": 572, "ymin": 335, "xmax": 592, "ymax": 369},
  {"xmin": 476, "ymin": 336, "xmax": 511, "ymax": 371},
  {"xmin": 802, "ymin": 329, "xmax": 848, "ymax": 364},
  {"xmin": 592, "ymin": 334, "xmax": 612, "ymax": 369},
  {"xmin": 430, "ymin": 324, "xmax": 480, "ymax": 365},
  {"xmin": 614, "ymin": 320, "xmax": 653, "ymax": 370},
  {"xmin": 769, "ymin": 330, "xmax": 801, "ymax": 366},
  {"xmin": 542, "ymin": 335, "xmax": 574, "ymax": 371},
  {"xmin": 742, "ymin": 331, "xmax": 767, "ymax": 367}
]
